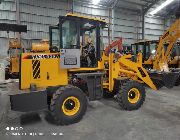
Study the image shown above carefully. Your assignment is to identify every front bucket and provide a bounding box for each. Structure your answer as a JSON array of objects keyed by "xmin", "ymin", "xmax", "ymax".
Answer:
[
  {"xmin": 175, "ymin": 75, "xmax": 180, "ymax": 86},
  {"xmin": 149, "ymin": 71, "xmax": 180, "ymax": 89}
]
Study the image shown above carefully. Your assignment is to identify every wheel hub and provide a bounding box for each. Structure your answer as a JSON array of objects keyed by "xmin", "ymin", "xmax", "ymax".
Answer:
[
  {"xmin": 129, "ymin": 92, "xmax": 136, "ymax": 99},
  {"xmin": 62, "ymin": 96, "xmax": 80, "ymax": 116},
  {"xmin": 128, "ymin": 88, "xmax": 140, "ymax": 104},
  {"xmin": 64, "ymin": 99, "xmax": 75, "ymax": 110}
]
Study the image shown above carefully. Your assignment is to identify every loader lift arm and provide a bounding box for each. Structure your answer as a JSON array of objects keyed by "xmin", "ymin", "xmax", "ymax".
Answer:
[{"xmin": 106, "ymin": 52, "xmax": 157, "ymax": 92}]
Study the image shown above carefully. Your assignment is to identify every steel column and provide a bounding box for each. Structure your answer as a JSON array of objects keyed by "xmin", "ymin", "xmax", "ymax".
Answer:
[
  {"xmin": 15, "ymin": 0, "xmax": 20, "ymax": 40},
  {"xmin": 142, "ymin": 13, "xmax": 145, "ymax": 40},
  {"xmin": 112, "ymin": 8, "xmax": 115, "ymax": 41}
]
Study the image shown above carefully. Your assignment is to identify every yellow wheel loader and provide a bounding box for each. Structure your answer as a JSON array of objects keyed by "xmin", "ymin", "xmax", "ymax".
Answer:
[
  {"xmin": 0, "ymin": 23, "xmax": 27, "ymax": 79},
  {"xmin": 9, "ymin": 14, "xmax": 179, "ymax": 125}
]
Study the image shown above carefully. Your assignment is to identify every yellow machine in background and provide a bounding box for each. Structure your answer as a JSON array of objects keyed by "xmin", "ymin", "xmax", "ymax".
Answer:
[
  {"xmin": 31, "ymin": 39, "xmax": 50, "ymax": 52},
  {"xmin": 131, "ymin": 19, "xmax": 180, "ymax": 71},
  {"xmin": 131, "ymin": 19, "xmax": 180, "ymax": 87},
  {"xmin": 9, "ymin": 14, "xmax": 180, "ymax": 125},
  {"xmin": 131, "ymin": 40, "xmax": 180, "ymax": 69},
  {"xmin": 131, "ymin": 40, "xmax": 158, "ymax": 69},
  {"xmin": 8, "ymin": 38, "xmax": 22, "ymax": 73},
  {"xmin": 0, "ymin": 23, "xmax": 27, "ymax": 79}
]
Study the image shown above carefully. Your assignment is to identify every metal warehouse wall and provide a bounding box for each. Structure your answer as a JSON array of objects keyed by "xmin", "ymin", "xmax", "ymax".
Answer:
[
  {"xmin": 73, "ymin": 2, "xmax": 110, "ymax": 48},
  {"xmin": 144, "ymin": 16, "xmax": 165, "ymax": 40},
  {"xmin": 0, "ymin": 0, "xmax": 166, "ymax": 57},
  {"xmin": 0, "ymin": 0, "xmax": 16, "ymax": 58},
  {"xmin": 114, "ymin": 9, "xmax": 141, "ymax": 44},
  {"xmin": 19, "ymin": 0, "xmax": 68, "ymax": 40}
]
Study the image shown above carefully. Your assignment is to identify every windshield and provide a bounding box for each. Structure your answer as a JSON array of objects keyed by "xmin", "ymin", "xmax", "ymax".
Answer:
[
  {"xmin": 9, "ymin": 48, "xmax": 22, "ymax": 57},
  {"xmin": 149, "ymin": 43, "xmax": 157, "ymax": 55},
  {"xmin": 62, "ymin": 20, "xmax": 78, "ymax": 49},
  {"xmin": 131, "ymin": 44, "xmax": 136, "ymax": 55},
  {"xmin": 144, "ymin": 42, "xmax": 157, "ymax": 60},
  {"xmin": 171, "ymin": 44, "xmax": 180, "ymax": 57},
  {"xmin": 51, "ymin": 28, "xmax": 60, "ymax": 47},
  {"xmin": 137, "ymin": 44, "xmax": 144, "ymax": 54},
  {"xmin": 100, "ymin": 27, "xmax": 104, "ymax": 52}
]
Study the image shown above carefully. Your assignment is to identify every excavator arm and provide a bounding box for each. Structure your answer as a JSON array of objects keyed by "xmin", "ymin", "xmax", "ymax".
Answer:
[
  {"xmin": 153, "ymin": 19, "xmax": 180, "ymax": 71},
  {"xmin": 104, "ymin": 38, "xmax": 123, "ymax": 56}
]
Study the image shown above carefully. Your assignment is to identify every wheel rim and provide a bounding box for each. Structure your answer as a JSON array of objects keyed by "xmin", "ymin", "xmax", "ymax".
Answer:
[
  {"xmin": 128, "ymin": 88, "xmax": 140, "ymax": 104},
  {"xmin": 62, "ymin": 96, "xmax": 80, "ymax": 116}
]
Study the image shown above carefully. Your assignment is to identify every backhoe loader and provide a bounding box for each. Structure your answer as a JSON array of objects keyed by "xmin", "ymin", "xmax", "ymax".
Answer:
[
  {"xmin": 9, "ymin": 14, "xmax": 179, "ymax": 125},
  {"xmin": 131, "ymin": 19, "xmax": 180, "ymax": 71},
  {"xmin": 131, "ymin": 40, "xmax": 180, "ymax": 70},
  {"xmin": 153, "ymin": 18, "xmax": 180, "ymax": 71},
  {"xmin": 152, "ymin": 18, "xmax": 180, "ymax": 87},
  {"xmin": 131, "ymin": 18, "xmax": 180, "ymax": 87}
]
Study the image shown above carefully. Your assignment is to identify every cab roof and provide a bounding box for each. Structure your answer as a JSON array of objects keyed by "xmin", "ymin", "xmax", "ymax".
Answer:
[
  {"xmin": 133, "ymin": 40, "xmax": 159, "ymax": 45},
  {"xmin": 66, "ymin": 13, "xmax": 106, "ymax": 23},
  {"xmin": 59, "ymin": 13, "xmax": 107, "ymax": 26}
]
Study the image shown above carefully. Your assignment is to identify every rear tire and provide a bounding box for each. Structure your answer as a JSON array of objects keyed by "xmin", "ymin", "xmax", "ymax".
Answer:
[
  {"xmin": 117, "ymin": 80, "xmax": 146, "ymax": 110},
  {"xmin": 50, "ymin": 85, "xmax": 87, "ymax": 125}
]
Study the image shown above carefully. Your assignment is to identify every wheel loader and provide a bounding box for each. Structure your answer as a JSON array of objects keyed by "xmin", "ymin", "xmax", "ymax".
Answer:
[{"xmin": 9, "ymin": 13, "xmax": 179, "ymax": 125}]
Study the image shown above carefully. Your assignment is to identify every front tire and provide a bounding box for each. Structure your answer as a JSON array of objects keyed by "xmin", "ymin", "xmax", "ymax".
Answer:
[
  {"xmin": 117, "ymin": 80, "xmax": 146, "ymax": 110},
  {"xmin": 50, "ymin": 85, "xmax": 87, "ymax": 125}
]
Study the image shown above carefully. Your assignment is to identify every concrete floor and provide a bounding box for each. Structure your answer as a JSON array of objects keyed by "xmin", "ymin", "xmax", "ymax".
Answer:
[{"xmin": 0, "ymin": 82, "xmax": 180, "ymax": 140}]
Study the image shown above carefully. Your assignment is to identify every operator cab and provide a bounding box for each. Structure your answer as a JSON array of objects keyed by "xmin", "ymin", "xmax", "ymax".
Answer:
[
  {"xmin": 131, "ymin": 40, "xmax": 158, "ymax": 62},
  {"xmin": 49, "ymin": 14, "xmax": 106, "ymax": 68},
  {"xmin": 8, "ymin": 38, "xmax": 23, "ymax": 58}
]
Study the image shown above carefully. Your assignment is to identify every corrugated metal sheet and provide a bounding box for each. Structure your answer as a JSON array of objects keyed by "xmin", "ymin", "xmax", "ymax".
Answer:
[
  {"xmin": 0, "ymin": 0, "xmax": 16, "ymax": 40},
  {"xmin": 74, "ymin": 3, "xmax": 110, "ymax": 45},
  {"xmin": 0, "ymin": 0, "xmax": 16, "ymax": 11},
  {"xmin": 0, "ymin": 38, "xmax": 9, "ymax": 57},
  {"xmin": 0, "ymin": 0, "xmax": 16, "ymax": 21},
  {"xmin": 0, "ymin": 0, "xmax": 169, "ymax": 54},
  {"xmin": 114, "ymin": 9, "xmax": 141, "ymax": 44},
  {"xmin": 19, "ymin": 0, "xmax": 68, "ymax": 40},
  {"xmin": 144, "ymin": 16, "xmax": 165, "ymax": 40}
]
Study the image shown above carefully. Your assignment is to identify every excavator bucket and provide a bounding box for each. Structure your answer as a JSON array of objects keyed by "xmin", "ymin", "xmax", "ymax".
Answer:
[{"xmin": 149, "ymin": 71, "xmax": 180, "ymax": 89}]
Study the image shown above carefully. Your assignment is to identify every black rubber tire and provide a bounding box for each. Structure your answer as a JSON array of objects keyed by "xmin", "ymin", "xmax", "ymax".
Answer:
[
  {"xmin": 103, "ymin": 89, "xmax": 115, "ymax": 98},
  {"xmin": 10, "ymin": 73, "xmax": 19, "ymax": 79},
  {"xmin": 5, "ymin": 67, "xmax": 10, "ymax": 80},
  {"xmin": 50, "ymin": 85, "xmax": 87, "ymax": 125},
  {"xmin": 117, "ymin": 80, "xmax": 146, "ymax": 110}
]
